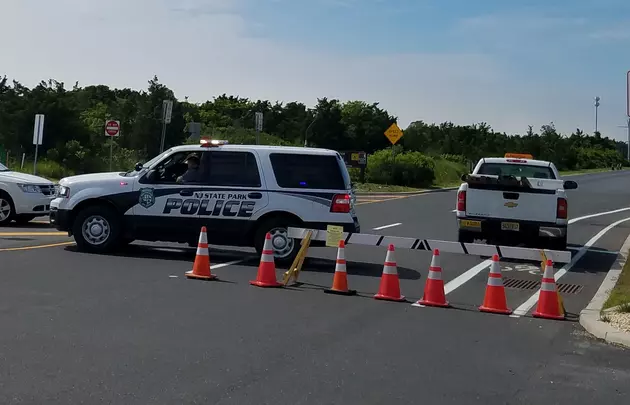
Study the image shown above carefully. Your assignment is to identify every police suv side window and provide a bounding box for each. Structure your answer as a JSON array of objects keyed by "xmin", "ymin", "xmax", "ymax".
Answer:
[
  {"xmin": 269, "ymin": 153, "xmax": 345, "ymax": 189},
  {"xmin": 202, "ymin": 151, "xmax": 261, "ymax": 187}
]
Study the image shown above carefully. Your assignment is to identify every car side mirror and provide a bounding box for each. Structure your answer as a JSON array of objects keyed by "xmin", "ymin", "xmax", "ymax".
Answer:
[
  {"xmin": 460, "ymin": 173, "xmax": 469, "ymax": 181},
  {"xmin": 135, "ymin": 162, "xmax": 144, "ymax": 171},
  {"xmin": 563, "ymin": 180, "xmax": 578, "ymax": 190}
]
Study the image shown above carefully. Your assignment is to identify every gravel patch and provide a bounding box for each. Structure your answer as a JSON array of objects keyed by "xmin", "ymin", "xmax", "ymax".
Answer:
[{"xmin": 608, "ymin": 312, "xmax": 630, "ymax": 333}]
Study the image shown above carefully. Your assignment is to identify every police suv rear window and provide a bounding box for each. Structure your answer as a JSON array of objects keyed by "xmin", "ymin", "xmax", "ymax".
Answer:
[
  {"xmin": 203, "ymin": 151, "xmax": 261, "ymax": 187},
  {"xmin": 270, "ymin": 153, "xmax": 345, "ymax": 190},
  {"xmin": 478, "ymin": 163, "xmax": 556, "ymax": 179}
]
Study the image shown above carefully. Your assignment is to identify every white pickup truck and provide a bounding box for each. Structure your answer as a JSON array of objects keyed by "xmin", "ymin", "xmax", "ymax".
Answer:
[{"xmin": 455, "ymin": 154, "xmax": 578, "ymax": 250}]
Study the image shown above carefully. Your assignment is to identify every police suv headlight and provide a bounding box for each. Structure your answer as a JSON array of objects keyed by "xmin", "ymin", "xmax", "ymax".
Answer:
[
  {"xmin": 17, "ymin": 183, "xmax": 42, "ymax": 193},
  {"xmin": 57, "ymin": 186, "xmax": 70, "ymax": 198}
]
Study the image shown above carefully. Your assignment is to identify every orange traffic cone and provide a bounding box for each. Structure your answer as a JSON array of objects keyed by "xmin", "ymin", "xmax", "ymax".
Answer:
[
  {"xmin": 479, "ymin": 254, "xmax": 511, "ymax": 315},
  {"xmin": 417, "ymin": 249, "xmax": 450, "ymax": 307},
  {"xmin": 186, "ymin": 226, "xmax": 217, "ymax": 281},
  {"xmin": 324, "ymin": 240, "xmax": 357, "ymax": 296},
  {"xmin": 374, "ymin": 244, "xmax": 405, "ymax": 302},
  {"xmin": 250, "ymin": 233, "xmax": 282, "ymax": 288},
  {"xmin": 532, "ymin": 259, "xmax": 565, "ymax": 320}
]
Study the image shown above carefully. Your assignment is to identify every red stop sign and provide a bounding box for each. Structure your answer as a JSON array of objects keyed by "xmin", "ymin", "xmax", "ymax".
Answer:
[{"xmin": 105, "ymin": 120, "xmax": 120, "ymax": 136}]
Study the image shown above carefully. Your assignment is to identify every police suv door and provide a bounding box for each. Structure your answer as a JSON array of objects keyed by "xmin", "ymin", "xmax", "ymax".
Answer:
[
  {"xmin": 194, "ymin": 149, "xmax": 269, "ymax": 245},
  {"xmin": 132, "ymin": 150, "xmax": 202, "ymax": 242}
]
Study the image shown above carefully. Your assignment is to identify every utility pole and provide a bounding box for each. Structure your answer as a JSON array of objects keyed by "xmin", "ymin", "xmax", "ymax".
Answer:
[
  {"xmin": 594, "ymin": 96, "xmax": 600, "ymax": 134},
  {"xmin": 304, "ymin": 113, "xmax": 318, "ymax": 147}
]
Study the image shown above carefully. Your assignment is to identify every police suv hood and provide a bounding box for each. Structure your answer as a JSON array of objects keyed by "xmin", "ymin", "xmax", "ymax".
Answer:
[
  {"xmin": 0, "ymin": 171, "xmax": 54, "ymax": 184},
  {"xmin": 59, "ymin": 172, "xmax": 127, "ymax": 187}
]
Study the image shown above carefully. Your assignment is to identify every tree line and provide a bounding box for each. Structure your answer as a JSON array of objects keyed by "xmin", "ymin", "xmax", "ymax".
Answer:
[{"xmin": 0, "ymin": 75, "xmax": 626, "ymax": 183}]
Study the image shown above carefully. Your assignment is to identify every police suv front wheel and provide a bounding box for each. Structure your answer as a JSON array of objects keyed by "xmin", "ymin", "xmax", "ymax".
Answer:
[
  {"xmin": 254, "ymin": 219, "xmax": 300, "ymax": 265},
  {"xmin": 72, "ymin": 205, "xmax": 121, "ymax": 253}
]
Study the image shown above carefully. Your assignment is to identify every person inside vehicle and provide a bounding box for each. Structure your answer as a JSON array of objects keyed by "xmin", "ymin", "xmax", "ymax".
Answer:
[{"xmin": 177, "ymin": 154, "xmax": 200, "ymax": 183}]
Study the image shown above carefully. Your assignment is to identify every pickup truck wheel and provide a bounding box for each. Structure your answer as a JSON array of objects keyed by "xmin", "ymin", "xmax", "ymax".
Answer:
[
  {"xmin": 72, "ymin": 205, "xmax": 121, "ymax": 253},
  {"xmin": 458, "ymin": 230, "xmax": 475, "ymax": 244},
  {"xmin": 548, "ymin": 236, "xmax": 568, "ymax": 251}
]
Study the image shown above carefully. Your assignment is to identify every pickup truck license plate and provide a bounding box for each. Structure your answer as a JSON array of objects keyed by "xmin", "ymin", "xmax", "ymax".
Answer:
[
  {"xmin": 501, "ymin": 222, "xmax": 520, "ymax": 231},
  {"xmin": 460, "ymin": 220, "xmax": 481, "ymax": 228}
]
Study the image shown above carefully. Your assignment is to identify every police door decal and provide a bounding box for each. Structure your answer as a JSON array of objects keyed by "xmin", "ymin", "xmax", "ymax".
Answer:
[{"xmin": 163, "ymin": 192, "xmax": 256, "ymax": 218}]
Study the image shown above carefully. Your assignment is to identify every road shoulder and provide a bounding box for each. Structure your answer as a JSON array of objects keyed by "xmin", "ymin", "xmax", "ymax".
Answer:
[{"xmin": 580, "ymin": 232, "xmax": 630, "ymax": 348}]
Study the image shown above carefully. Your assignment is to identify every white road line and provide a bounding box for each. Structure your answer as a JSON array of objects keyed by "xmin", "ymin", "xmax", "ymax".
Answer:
[
  {"xmin": 444, "ymin": 259, "xmax": 493, "ymax": 294},
  {"xmin": 440, "ymin": 206, "xmax": 630, "ymax": 296},
  {"xmin": 373, "ymin": 223, "xmax": 402, "ymax": 231},
  {"xmin": 568, "ymin": 207, "xmax": 630, "ymax": 224},
  {"xmin": 211, "ymin": 259, "xmax": 244, "ymax": 269},
  {"xmin": 510, "ymin": 216, "xmax": 630, "ymax": 318}
]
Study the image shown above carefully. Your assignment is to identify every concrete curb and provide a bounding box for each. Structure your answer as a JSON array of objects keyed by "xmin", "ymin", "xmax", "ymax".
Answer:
[
  {"xmin": 579, "ymin": 233, "xmax": 630, "ymax": 348},
  {"xmin": 355, "ymin": 187, "xmax": 458, "ymax": 196}
]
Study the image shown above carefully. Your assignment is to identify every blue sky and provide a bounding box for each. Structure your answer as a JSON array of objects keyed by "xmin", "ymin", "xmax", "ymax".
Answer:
[{"xmin": 3, "ymin": 0, "xmax": 630, "ymax": 140}]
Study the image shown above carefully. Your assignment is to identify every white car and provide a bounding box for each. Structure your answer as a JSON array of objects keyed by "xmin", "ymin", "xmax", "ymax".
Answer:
[
  {"xmin": 0, "ymin": 162, "xmax": 56, "ymax": 225},
  {"xmin": 456, "ymin": 153, "xmax": 577, "ymax": 250},
  {"xmin": 49, "ymin": 140, "xmax": 360, "ymax": 264}
]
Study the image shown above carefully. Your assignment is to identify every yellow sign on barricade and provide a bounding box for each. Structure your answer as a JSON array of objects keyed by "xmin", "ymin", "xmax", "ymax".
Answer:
[{"xmin": 325, "ymin": 225, "xmax": 343, "ymax": 247}]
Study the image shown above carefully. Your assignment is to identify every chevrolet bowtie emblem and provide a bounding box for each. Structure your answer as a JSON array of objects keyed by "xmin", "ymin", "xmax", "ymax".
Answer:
[{"xmin": 504, "ymin": 202, "xmax": 518, "ymax": 208}]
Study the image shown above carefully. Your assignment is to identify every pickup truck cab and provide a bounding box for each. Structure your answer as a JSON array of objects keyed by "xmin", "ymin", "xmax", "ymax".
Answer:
[{"xmin": 456, "ymin": 153, "xmax": 578, "ymax": 250}]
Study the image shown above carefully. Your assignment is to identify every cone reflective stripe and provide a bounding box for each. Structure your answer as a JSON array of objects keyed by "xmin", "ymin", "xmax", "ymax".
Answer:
[
  {"xmin": 325, "ymin": 240, "xmax": 356, "ymax": 296},
  {"xmin": 533, "ymin": 259, "xmax": 565, "ymax": 320},
  {"xmin": 417, "ymin": 249, "xmax": 450, "ymax": 307},
  {"xmin": 479, "ymin": 254, "xmax": 511, "ymax": 315},
  {"xmin": 250, "ymin": 233, "xmax": 282, "ymax": 288},
  {"xmin": 186, "ymin": 226, "xmax": 217, "ymax": 280},
  {"xmin": 374, "ymin": 244, "xmax": 405, "ymax": 302}
]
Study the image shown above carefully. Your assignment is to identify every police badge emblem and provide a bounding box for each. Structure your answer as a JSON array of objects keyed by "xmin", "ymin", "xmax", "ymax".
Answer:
[{"xmin": 138, "ymin": 188, "xmax": 155, "ymax": 209}]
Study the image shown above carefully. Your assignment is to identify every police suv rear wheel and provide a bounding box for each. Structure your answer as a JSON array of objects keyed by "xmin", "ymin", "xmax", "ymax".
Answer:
[
  {"xmin": 254, "ymin": 218, "xmax": 300, "ymax": 265},
  {"xmin": 73, "ymin": 205, "xmax": 121, "ymax": 253}
]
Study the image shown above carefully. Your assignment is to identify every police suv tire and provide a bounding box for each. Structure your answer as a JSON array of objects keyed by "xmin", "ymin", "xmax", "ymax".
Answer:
[
  {"xmin": 254, "ymin": 217, "xmax": 301, "ymax": 265},
  {"xmin": 0, "ymin": 191, "xmax": 15, "ymax": 226},
  {"xmin": 72, "ymin": 205, "xmax": 121, "ymax": 253}
]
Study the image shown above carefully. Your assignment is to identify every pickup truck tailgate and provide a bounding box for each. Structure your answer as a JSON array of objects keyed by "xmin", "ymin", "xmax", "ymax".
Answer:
[{"xmin": 465, "ymin": 176, "xmax": 562, "ymax": 223}]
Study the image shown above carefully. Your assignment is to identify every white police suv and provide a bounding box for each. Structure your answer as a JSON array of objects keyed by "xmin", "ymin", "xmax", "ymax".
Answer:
[{"xmin": 49, "ymin": 140, "xmax": 360, "ymax": 264}]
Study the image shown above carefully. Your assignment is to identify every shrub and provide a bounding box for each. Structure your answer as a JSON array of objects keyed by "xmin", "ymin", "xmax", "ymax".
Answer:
[
  {"xmin": 434, "ymin": 158, "xmax": 467, "ymax": 186},
  {"xmin": 366, "ymin": 149, "xmax": 436, "ymax": 187}
]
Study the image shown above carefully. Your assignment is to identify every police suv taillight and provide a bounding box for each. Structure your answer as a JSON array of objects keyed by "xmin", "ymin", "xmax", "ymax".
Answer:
[
  {"xmin": 457, "ymin": 190, "xmax": 466, "ymax": 211},
  {"xmin": 331, "ymin": 194, "xmax": 351, "ymax": 213},
  {"xmin": 557, "ymin": 197, "xmax": 568, "ymax": 219}
]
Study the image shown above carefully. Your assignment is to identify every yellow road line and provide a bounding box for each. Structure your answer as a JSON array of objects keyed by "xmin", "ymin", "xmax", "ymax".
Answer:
[
  {"xmin": 356, "ymin": 195, "xmax": 410, "ymax": 206},
  {"xmin": 0, "ymin": 232, "xmax": 68, "ymax": 236},
  {"xmin": 0, "ymin": 241, "xmax": 75, "ymax": 252},
  {"xmin": 32, "ymin": 220, "xmax": 51, "ymax": 224}
]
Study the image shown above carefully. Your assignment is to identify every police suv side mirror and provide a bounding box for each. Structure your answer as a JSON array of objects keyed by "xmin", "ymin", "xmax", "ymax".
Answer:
[
  {"xmin": 563, "ymin": 180, "xmax": 578, "ymax": 190},
  {"xmin": 135, "ymin": 162, "xmax": 144, "ymax": 171},
  {"xmin": 460, "ymin": 173, "xmax": 469, "ymax": 181}
]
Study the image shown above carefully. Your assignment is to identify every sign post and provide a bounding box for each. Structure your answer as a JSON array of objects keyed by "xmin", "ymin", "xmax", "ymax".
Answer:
[
  {"xmin": 627, "ymin": 71, "xmax": 630, "ymax": 161},
  {"xmin": 254, "ymin": 112, "xmax": 263, "ymax": 144},
  {"xmin": 160, "ymin": 100, "xmax": 174, "ymax": 153},
  {"xmin": 105, "ymin": 120, "xmax": 121, "ymax": 171},
  {"xmin": 32, "ymin": 114, "xmax": 45, "ymax": 175}
]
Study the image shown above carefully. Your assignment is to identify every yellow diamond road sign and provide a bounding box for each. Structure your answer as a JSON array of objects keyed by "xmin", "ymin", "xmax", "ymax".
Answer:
[{"xmin": 384, "ymin": 123, "xmax": 403, "ymax": 145}]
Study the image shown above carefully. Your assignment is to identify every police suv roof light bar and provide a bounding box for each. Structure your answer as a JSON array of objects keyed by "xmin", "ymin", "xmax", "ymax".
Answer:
[{"xmin": 200, "ymin": 139, "xmax": 229, "ymax": 147}]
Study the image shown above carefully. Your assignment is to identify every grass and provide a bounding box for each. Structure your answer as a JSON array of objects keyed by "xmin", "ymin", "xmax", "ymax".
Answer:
[
  {"xmin": 559, "ymin": 167, "xmax": 620, "ymax": 176},
  {"xmin": 603, "ymin": 252, "xmax": 630, "ymax": 310},
  {"xmin": 353, "ymin": 183, "xmax": 424, "ymax": 192}
]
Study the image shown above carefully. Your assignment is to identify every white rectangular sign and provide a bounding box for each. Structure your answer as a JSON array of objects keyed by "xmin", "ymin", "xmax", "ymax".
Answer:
[
  {"xmin": 32, "ymin": 114, "xmax": 44, "ymax": 145},
  {"xmin": 255, "ymin": 112, "xmax": 263, "ymax": 132},
  {"xmin": 627, "ymin": 71, "xmax": 630, "ymax": 117},
  {"xmin": 163, "ymin": 100, "xmax": 173, "ymax": 124}
]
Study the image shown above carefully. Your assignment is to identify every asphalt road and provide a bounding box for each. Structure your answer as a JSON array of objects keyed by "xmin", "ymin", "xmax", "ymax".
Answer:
[{"xmin": 1, "ymin": 171, "xmax": 630, "ymax": 404}]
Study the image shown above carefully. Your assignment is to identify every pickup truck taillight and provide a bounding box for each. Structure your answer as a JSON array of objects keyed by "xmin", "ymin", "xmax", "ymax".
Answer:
[
  {"xmin": 457, "ymin": 190, "xmax": 466, "ymax": 211},
  {"xmin": 557, "ymin": 197, "xmax": 568, "ymax": 219},
  {"xmin": 331, "ymin": 194, "xmax": 351, "ymax": 213}
]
